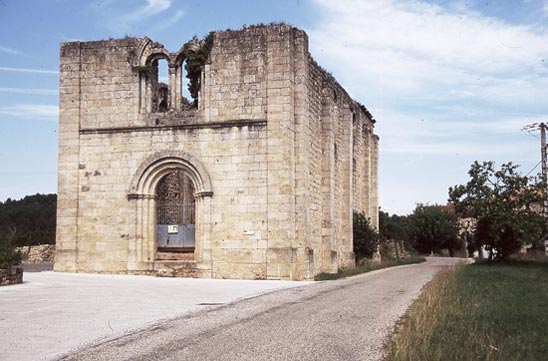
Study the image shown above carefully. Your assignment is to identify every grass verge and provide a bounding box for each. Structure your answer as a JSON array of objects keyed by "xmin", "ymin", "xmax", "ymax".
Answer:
[
  {"xmin": 314, "ymin": 256, "xmax": 426, "ymax": 281},
  {"xmin": 386, "ymin": 259, "xmax": 548, "ymax": 360}
]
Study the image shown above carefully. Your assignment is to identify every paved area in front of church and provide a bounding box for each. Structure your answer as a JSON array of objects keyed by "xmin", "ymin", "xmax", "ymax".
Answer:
[{"xmin": 0, "ymin": 271, "xmax": 311, "ymax": 361}]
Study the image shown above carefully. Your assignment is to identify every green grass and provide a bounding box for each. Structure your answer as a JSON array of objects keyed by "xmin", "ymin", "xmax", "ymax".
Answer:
[
  {"xmin": 386, "ymin": 259, "xmax": 548, "ymax": 361},
  {"xmin": 314, "ymin": 256, "xmax": 426, "ymax": 281}
]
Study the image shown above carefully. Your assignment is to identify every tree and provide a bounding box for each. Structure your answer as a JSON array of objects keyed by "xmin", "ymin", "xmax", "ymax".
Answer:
[
  {"xmin": 407, "ymin": 204, "xmax": 460, "ymax": 256},
  {"xmin": 449, "ymin": 161, "xmax": 547, "ymax": 259},
  {"xmin": 379, "ymin": 211, "xmax": 411, "ymax": 260},
  {"xmin": 353, "ymin": 211, "xmax": 379, "ymax": 260},
  {"xmin": 0, "ymin": 193, "xmax": 57, "ymax": 246}
]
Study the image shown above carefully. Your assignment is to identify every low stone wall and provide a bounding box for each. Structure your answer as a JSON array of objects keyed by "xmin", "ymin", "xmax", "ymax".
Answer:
[
  {"xmin": 18, "ymin": 244, "xmax": 56, "ymax": 264},
  {"xmin": 380, "ymin": 241, "xmax": 412, "ymax": 261},
  {"xmin": 0, "ymin": 267, "xmax": 23, "ymax": 286}
]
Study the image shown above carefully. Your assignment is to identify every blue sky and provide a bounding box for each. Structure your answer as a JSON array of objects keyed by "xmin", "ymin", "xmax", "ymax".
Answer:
[{"xmin": 1, "ymin": 0, "xmax": 547, "ymax": 215}]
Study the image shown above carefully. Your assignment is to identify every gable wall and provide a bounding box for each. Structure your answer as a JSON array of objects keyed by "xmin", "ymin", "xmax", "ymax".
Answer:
[{"xmin": 55, "ymin": 25, "xmax": 378, "ymax": 280}]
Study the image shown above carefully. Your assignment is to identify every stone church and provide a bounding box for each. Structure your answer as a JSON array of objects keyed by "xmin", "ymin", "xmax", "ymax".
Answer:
[{"xmin": 55, "ymin": 24, "xmax": 379, "ymax": 280}]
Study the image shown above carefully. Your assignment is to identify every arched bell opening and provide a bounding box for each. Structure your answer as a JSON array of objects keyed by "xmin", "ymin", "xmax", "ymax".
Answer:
[
  {"xmin": 180, "ymin": 58, "xmax": 196, "ymax": 110},
  {"xmin": 153, "ymin": 57, "xmax": 170, "ymax": 112}
]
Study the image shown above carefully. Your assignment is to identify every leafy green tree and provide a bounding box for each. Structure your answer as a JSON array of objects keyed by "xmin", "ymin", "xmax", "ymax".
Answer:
[
  {"xmin": 408, "ymin": 204, "xmax": 460, "ymax": 256},
  {"xmin": 449, "ymin": 161, "xmax": 547, "ymax": 259},
  {"xmin": 379, "ymin": 211, "xmax": 405, "ymax": 242},
  {"xmin": 379, "ymin": 211, "xmax": 411, "ymax": 260},
  {"xmin": 353, "ymin": 210, "xmax": 379, "ymax": 260}
]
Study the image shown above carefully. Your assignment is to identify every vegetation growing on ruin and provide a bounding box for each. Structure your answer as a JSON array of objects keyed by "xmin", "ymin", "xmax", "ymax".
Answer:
[
  {"xmin": 386, "ymin": 260, "xmax": 548, "ymax": 360},
  {"xmin": 131, "ymin": 64, "xmax": 152, "ymax": 75},
  {"xmin": 240, "ymin": 21, "xmax": 290, "ymax": 30},
  {"xmin": 182, "ymin": 32, "xmax": 214, "ymax": 106},
  {"xmin": 357, "ymin": 102, "xmax": 376, "ymax": 123}
]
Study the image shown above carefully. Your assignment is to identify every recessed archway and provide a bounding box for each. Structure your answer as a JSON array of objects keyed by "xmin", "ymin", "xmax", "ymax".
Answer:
[{"xmin": 127, "ymin": 151, "xmax": 213, "ymax": 267}]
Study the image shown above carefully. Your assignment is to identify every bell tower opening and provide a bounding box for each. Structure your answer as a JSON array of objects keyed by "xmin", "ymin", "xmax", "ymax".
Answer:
[
  {"xmin": 148, "ymin": 57, "xmax": 170, "ymax": 113},
  {"xmin": 156, "ymin": 170, "xmax": 196, "ymax": 259}
]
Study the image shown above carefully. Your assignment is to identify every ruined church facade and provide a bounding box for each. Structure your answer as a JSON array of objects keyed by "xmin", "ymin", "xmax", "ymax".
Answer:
[{"xmin": 55, "ymin": 25, "xmax": 379, "ymax": 280}]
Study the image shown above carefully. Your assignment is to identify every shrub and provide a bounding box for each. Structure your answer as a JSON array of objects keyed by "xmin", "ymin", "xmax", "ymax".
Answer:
[
  {"xmin": 0, "ymin": 235, "xmax": 23, "ymax": 269},
  {"xmin": 353, "ymin": 210, "xmax": 379, "ymax": 260}
]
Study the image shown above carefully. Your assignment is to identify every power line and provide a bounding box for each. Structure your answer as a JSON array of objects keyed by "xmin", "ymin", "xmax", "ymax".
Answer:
[
  {"xmin": 520, "ymin": 128, "xmax": 540, "ymax": 139},
  {"xmin": 521, "ymin": 122, "xmax": 547, "ymax": 180},
  {"xmin": 525, "ymin": 159, "xmax": 542, "ymax": 177},
  {"xmin": 522, "ymin": 122, "xmax": 548, "ymax": 216}
]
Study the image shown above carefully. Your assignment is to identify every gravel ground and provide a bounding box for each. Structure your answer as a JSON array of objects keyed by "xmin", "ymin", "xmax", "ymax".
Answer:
[{"xmin": 64, "ymin": 257, "xmax": 468, "ymax": 361}]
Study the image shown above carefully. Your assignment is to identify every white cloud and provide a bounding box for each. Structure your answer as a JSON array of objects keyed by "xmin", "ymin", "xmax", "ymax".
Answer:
[
  {"xmin": 0, "ymin": 87, "xmax": 57, "ymax": 95},
  {"xmin": 122, "ymin": 0, "xmax": 172, "ymax": 24},
  {"xmin": 308, "ymin": 0, "xmax": 548, "ymax": 110},
  {"xmin": 153, "ymin": 9, "xmax": 185, "ymax": 32},
  {"xmin": 0, "ymin": 66, "xmax": 58, "ymax": 75},
  {"xmin": 309, "ymin": 0, "xmax": 548, "ymax": 212},
  {"xmin": 98, "ymin": 0, "xmax": 179, "ymax": 33},
  {"xmin": 143, "ymin": 0, "xmax": 171, "ymax": 13},
  {"xmin": 0, "ymin": 45, "xmax": 22, "ymax": 55},
  {"xmin": 544, "ymin": 1, "xmax": 548, "ymax": 16},
  {"xmin": 0, "ymin": 104, "xmax": 58, "ymax": 119}
]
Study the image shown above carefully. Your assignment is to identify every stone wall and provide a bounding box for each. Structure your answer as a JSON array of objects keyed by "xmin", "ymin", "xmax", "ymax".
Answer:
[
  {"xmin": 302, "ymin": 58, "xmax": 379, "ymax": 273},
  {"xmin": 55, "ymin": 25, "xmax": 379, "ymax": 280},
  {"xmin": 18, "ymin": 245, "xmax": 56, "ymax": 263},
  {"xmin": 0, "ymin": 267, "xmax": 23, "ymax": 286}
]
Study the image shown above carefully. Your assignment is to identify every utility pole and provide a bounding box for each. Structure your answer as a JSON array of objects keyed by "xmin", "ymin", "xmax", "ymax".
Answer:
[
  {"xmin": 541, "ymin": 122, "xmax": 547, "ymax": 183},
  {"xmin": 541, "ymin": 123, "xmax": 547, "ymax": 217},
  {"xmin": 522, "ymin": 122, "xmax": 548, "ymax": 216}
]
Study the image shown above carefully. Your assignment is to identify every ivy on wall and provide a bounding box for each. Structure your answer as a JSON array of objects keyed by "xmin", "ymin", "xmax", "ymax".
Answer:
[
  {"xmin": 131, "ymin": 65, "xmax": 152, "ymax": 75},
  {"xmin": 181, "ymin": 32, "xmax": 214, "ymax": 106}
]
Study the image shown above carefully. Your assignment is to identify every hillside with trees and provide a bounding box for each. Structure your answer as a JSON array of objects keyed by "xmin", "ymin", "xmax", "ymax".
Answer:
[{"xmin": 0, "ymin": 194, "xmax": 57, "ymax": 246}]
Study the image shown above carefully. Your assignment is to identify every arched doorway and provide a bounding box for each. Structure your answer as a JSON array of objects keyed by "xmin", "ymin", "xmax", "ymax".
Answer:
[
  {"xmin": 156, "ymin": 170, "xmax": 196, "ymax": 256},
  {"xmin": 127, "ymin": 151, "xmax": 213, "ymax": 269}
]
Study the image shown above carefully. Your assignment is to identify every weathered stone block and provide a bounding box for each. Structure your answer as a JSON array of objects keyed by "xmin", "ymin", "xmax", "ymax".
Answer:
[{"xmin": 0, "ymin": 268, "xmax": 23, "ymax": 286}]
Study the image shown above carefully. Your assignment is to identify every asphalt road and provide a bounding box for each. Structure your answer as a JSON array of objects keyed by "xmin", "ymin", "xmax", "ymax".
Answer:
[
  {"xmin": 63, "ymin": 257, "xmax": 467, "ymax": 361},
  {"xmin": 0, "ymin": 272, "xmax": 308, "ymax": 361}
]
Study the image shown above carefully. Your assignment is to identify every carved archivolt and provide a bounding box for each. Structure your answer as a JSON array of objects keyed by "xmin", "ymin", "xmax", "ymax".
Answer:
[{"xmin": 128, "ymin": 150, "xmax": 213, "ymax": 199}]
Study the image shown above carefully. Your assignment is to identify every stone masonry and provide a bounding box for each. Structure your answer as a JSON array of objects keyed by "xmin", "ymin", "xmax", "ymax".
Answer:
[
  {"xmin": 55, "ymin": 25, "xmax": 379, "ymax": 280},
  {"xmin": 0, "ymin": 267, "xmax": 23, "ymax": 286}
]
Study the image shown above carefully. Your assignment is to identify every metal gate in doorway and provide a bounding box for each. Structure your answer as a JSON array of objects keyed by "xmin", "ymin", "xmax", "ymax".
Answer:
[{"xmin": 156, "ymin": 171, "xmax": 196, "ymax": 253}]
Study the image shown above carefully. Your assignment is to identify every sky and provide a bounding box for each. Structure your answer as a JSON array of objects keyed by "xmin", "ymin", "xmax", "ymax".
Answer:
[{"xmin": 0, "ymin": 0, "xmax": 547, "ymax": 215}]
